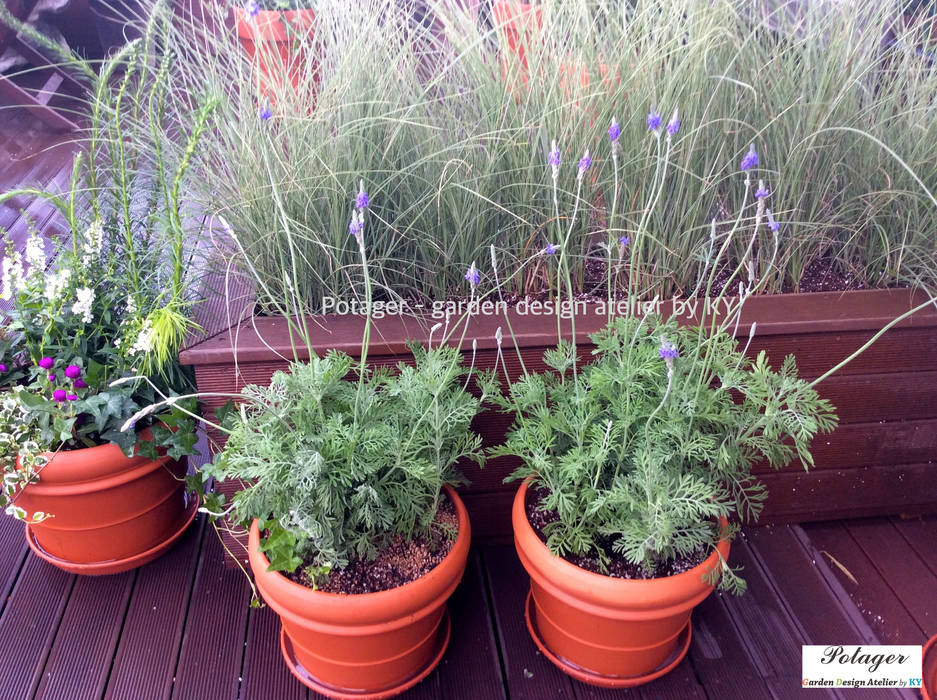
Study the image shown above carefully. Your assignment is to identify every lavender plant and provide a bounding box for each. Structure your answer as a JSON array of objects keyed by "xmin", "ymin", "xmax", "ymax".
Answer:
[{"xmin": 489, "ymin": 112, "xmax": 839, "ymax": 594}]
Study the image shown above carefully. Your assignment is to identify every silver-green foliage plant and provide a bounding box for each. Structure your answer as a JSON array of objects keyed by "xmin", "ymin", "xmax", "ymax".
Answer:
[
  {"xmin": 201, "ymin": 343, "xmax": 498, "ymax": 579},
  {"xmin": 491, "ymin": 317, "xmax": 837, "ymax": 593}
]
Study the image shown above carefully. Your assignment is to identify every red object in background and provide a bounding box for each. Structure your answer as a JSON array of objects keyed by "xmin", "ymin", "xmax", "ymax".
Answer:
[{"xmin": 233, "ymin": 7, "xmax": 318, "ymax": 102}]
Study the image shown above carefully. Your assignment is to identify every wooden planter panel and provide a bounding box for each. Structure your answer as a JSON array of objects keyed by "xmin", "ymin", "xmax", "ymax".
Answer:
[{"xmin": 181, "ymin": 289, "xmax": 937, "ymax": 564}]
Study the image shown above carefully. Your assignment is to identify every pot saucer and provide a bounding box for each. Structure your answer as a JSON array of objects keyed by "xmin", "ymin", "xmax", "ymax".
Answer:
[
  {"xmin": 280, "ymin": 607, "xmax": 451, "ymax": 699},
  {"xmin": 524, "ymin": 590, "xmax": 692, "ymax": 688},
  {"xmin": 25, "ymin": 496, "xmax": 198, "ymax": 576}
]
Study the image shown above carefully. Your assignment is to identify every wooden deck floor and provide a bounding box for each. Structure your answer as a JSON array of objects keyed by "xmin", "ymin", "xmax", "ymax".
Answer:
[{"xmin": 0, "ymin": 512, "xmax": 931, "ymax": 700}]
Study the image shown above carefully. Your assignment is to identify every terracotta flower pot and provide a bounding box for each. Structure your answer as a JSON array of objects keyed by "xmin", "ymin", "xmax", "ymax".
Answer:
[
  {"xmin": 233, "ymin": 6, "xmax": 319, "ymax": 99},
  {"xmin": 248, "ymin": 484, "xmax": 471, "ymax": 699},
  {"xmin": 17, "ymin": 430, "xmax": 197, "ymax": 575},
  {"xmin": 512, "ymin": 479, "xmax": 730, "ymax": 688},
  {"xmin": 924, "ymin": 634, "xmax": 937, "ymax": 700}
]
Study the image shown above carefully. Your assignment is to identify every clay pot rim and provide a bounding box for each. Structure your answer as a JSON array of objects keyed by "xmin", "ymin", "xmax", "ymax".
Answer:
[
  {"xmin": 514, "ymin": 478, "xmax": 731, "ymax": 608},
  {"xmin": 248, "ymin": 484, "xmax": 470, "ymax": 625},
  {"xmin": 924, "ymin": 634, "xmax": 937, "ymax": 700}
]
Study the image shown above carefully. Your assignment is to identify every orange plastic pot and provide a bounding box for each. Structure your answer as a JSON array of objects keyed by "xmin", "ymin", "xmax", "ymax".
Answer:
[
  {"xmin": 17, "ymin": 430, "xmax": 196, "ymax": 575},
  {"xmin": 924, "ymin": 634, "xmax": 937, "ymax": 700},
  {"xmin": 513, "ymin": 479, "xmax": 730, "ymax": 687},
  {"xmin": 248, "ymin": 485, "xmax": 471, "ymax": 699},
  {"xmin": 233, "ymin": 7, "xmax": 318, "ymax": 99}
]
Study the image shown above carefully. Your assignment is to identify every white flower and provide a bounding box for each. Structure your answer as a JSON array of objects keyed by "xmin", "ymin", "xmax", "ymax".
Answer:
[
  {"xmin": 71, "ymin": 286, "xmax": 95, "ymax": 324},
  {"xmin": 1, "ymin": 251, "xmax": 24, "ymax": 301},
  {"xmin": 24, "ymin": 231, "xmax": 46, "ymax": 274},
  {"xmin": 128, "ymin": 319, "xmax": 155, "ymax": 356},
  {"xmin": 44, "ymin": 268, "xmax": 72, "ymax": 302},
  {"xmin": 81, "ymin": 221, "xmax": 104, "ymax": 265}
]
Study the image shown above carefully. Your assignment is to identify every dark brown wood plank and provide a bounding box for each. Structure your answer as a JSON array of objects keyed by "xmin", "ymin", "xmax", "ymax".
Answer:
[
  {"xmin": 685, "ymin": 593, "xmax": 774, "ymax": 700},
  {"xmin": 845, "ymin": 518, "xmax": 937, "ymax": 638},
  {"xmin": 170, "ymin": 523, "xmax": 252, "ymax": 700},
  {"xmin": 0, "ymin": 555, "xmax": 74, "ymax": 699},
  {"xmin": 800, "ymin": 521, "xmax": 926, "ymax": 645},
  {"xmin": 0, "ymin": 517, "xmax": 28, "ymax": 619},
  {"xmin": 35, "ymin": 570, "xmax": 136, "ymax": 700},
  {"xmin": 482, "ymin": 545, "xmax": 577, "ymax": 700},
  {"xmin": 437, "ymin": 550, "xmax": 506, "ymax": 700},
  {"xmin": 891, "ymin": 514, "xmax": 937, "ymax": 580},
  {"xmin": 719, "ymin": 535, "xmax": 838, "ymax": 698},
  {"xmin": 105, "ymin": 516, "xmax": 206, "ymax": 700},
  {"xmin": 239, "ymin": 604, "xmax": 307, "ymax": 700}
]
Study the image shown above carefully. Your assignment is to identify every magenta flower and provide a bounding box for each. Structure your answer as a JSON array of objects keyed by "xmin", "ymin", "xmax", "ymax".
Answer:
[
  {"xmin": 74, "ymin": 378, "xmax": 88, "ymax": 389},
  {"xmin": 53, "ymin": 389, "xmax": 67, "ymax": 402},
  {"xmin": 65, "ymin": 364, "xmax": 81, "ymax": 379},
  {"xmin": 48, "ymin": 374, "xmax": 56, "ymax": 382},
  {"xmin": 647, "ymin": 109, "xmax": 662, "ymax": 131},
  {"xmin": 740, "ymin": 145, "xmax": 759, "ymax": 171},
  {"xmin": 66, "ymin": 393, "xmax": 78, "ymax": 401},
  {"xmin": 464, "ymin": 263, "xmax": 480, "ymax": 287},
  {"xmin": 608, "ymin": 118, "xmax": 621, "ymax": 142},
  {"xmin": 39, "ymin": 357, "xmax": 54, "ymax": 370},
  {"xmin": 0, "ymin": 363, "xmax": 7, "ymax": 373}
]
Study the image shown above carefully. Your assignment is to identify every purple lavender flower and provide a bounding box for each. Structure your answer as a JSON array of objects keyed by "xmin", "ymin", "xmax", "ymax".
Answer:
[
  {"xmin": 65, "ymin": 364, "xmax": 81, "ymax": 379},
  {"xmin": 348, "ymin": 215, "xmax": 363, "ymax": 237},
  {"xmin": 548, "ymin": 142, "xmax": 561, "ymax": 169},
  {"xmin": 619, "ymin": 236, "xmax": 630, "ymax": 246},
  {"xmin": 608, "ymin": 118, "xmax": 621, "ymax": 142},
  {"xmin": 66, "ymin": 393, "xmax": 77, "ymax": 401},
  {"xmin": 74, "ymin": 378, "xmax": 88, "ymax": 389},
  {"xmin": 666, "ymin": 110, "xmax": 680, "ymax": 137},
  {"xmin": 52, "ymin": 389, "xmax": 67, "ymax": 402},
  {"xmin": 577, "ymin": 150, "xmax": 591, "ymax": 174},
  {"xmin": 647, "ymin": 109, "xmax": 662, "ymax": 132},
  {"xmin": 39, "ymin": 357, "xmax": 54, "ymax": 370},
  {"xmin": 766, "ymin": 209, "xmax": 779, "ymax": 233},
  {"xmin": 464, "ymin": 263, "xmax": 480, "ymax": 287},
  {"xmin": 0, "ymin": 363, "xmax": 6, "ymax": 373},
  {"xmin": 754, "ymin": 181, "xmax": 769, "ymax": 199},
  {"xmin": 659, "ymin": 339, "xmax": 679, "ymax": 360},
  {"xmin": 355, "ymin": 189, "xmax": 370, "ymax": 210},
  {"xmin": 740, "ymin": 144, "xmax": 759, "ymax": 171},
  {"xmin": 259, "ymin": 105, "xmax": 273, "ymax": 121},
  {"xmin": 245, "ymin": 0, "xmax": 260, "ymax": 18},
  {"xmin": 544, "ymin": 243, "xmax": 558, "ymax": 255},
  {"xmin": 48, "ymin": 374, "xmax": 56, "ymax": 382}
]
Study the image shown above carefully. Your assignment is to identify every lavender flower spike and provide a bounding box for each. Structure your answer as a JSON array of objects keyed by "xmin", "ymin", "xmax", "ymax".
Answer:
[
  {"xmin": 608, "ymin": 118, "xmax": 621, "ymax": 142},
  {"xmin": 766, "ymin": 209, "xmax": 780, "ymax": 233},
  {"xmin": 659, "ymin": 339, "xmax": 679, "ymax": 360},
  {"xmin": 258, "ymin": 104, "xmax": 272, "ymax": 121},
  {"xmin": 666, "ymin": 109, "xmax": 680, "ymax": 137},
  {"xmin": 740, "ymin": 144, "xmax": 759, "ymax": 171},
  {"xmin": 544, "ymin": 243, "xmax": 559, "ymax": 255},
  {"xmin": 356, "ymin": 180, "xmax": 370, "ymax": 210},
  {"xmin": 245, "ymin": 0, "xmax": 259, "ymax": 18},
  {"xmin": 647, "ymin": 108, "xmax": 662, "ymax": 132},
  {"xmin": 619, "ymin": 236, "xmax": 630, "ymax": 246},
  {"xmin": 464, "ymin": 262, "xmax": 480, "ymax": 287},
  {"xmin": 754, "ymin": 180, "xmax": 769, "ymax": 199},
  {"xmin": 577, "ymin": 150, "xmax": 591, "ymax": 178},
  {"xmin": 548, "ymin": 140, "xmax": 561, "ymax": 180},
  {"xmin": 348, "ymin": 212, "xmax": 363, "ymax": 237}
]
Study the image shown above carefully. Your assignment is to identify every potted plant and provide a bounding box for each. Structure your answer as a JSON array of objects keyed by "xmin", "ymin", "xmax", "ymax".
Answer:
[
  {"xmin": 0, "ymin": 8, "xmax": 215, "ymax": 574},
  {"xmin": 486, "ymin": 118, "xmax": 845, "ymax": 686},
  {"xmin": 233, "ymin": 0, "xmax": 319, "ymax": 97},
  {"xmin": 185, "ymin": 189, "xmax": 499, "ymax": 697}
]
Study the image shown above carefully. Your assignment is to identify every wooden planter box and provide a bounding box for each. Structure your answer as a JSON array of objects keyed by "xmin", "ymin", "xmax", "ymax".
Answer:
[{"xmin": 180, "ymin": 289, "xmax": 937, "ymax": 566}]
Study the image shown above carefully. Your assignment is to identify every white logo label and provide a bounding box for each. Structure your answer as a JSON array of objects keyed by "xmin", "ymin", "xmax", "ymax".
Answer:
[{"xmin": 802, "ymin": 645, "xmax": 923, "ymax": 689}]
